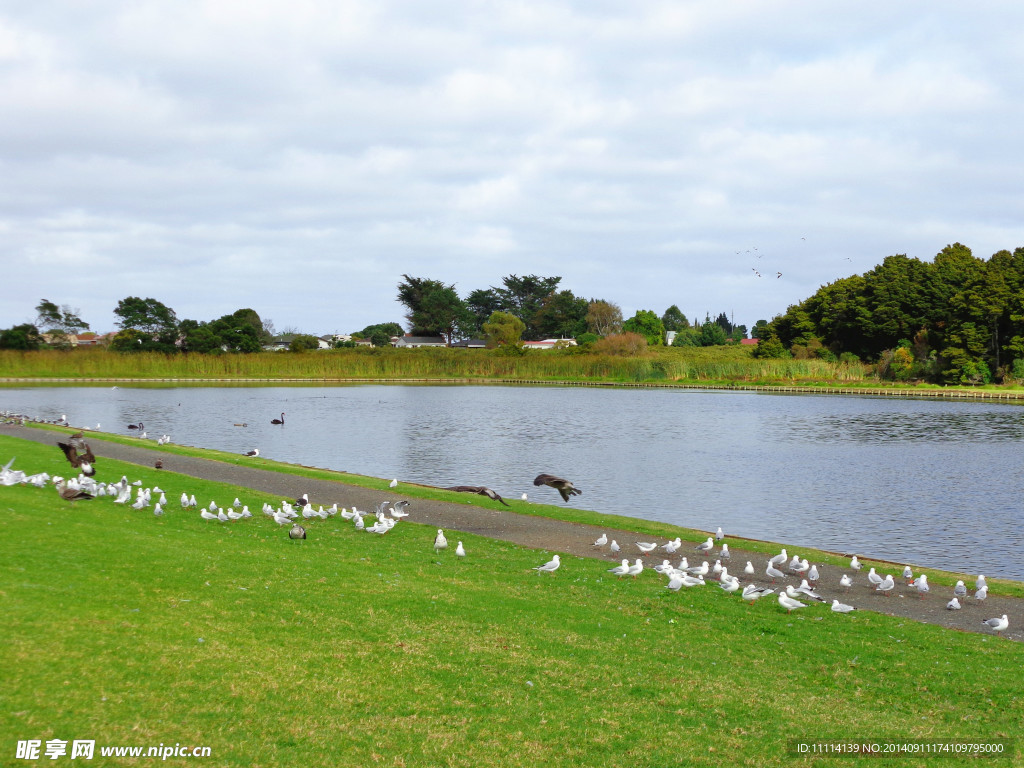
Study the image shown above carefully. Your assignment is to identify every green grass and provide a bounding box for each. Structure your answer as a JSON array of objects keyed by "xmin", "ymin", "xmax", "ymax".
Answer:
[{"xmin": 2, "ymin": 435, "xmax": 1022, "ymax": 767}]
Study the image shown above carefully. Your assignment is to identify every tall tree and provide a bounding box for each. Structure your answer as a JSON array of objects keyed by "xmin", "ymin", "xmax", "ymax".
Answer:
[
  {"xmin": 113, "ymin": 297, "xmax": 179, "ymax": 336},
  {"xmin": 482, "ymin": 311, "xmax": 526, "ymax": 352},
  {"xmin": 622, "ymin": 310, "xmax": 665, "ymax": 346},
  {"xmin": 533, "ymin": 290, "xmax": 589, "ymax": 339},
  {"xmin": 466, "ymin": 288, "xmax": 504, "ymax": 335},
  {"xmin": 586, "ymin": 300, "xmax": 623, "ymax": 337},
  {"xmin": 660, "ymin": 305, "xmax": 689, "ymax": 332},
  {"xmin": 493, "ymin": 274, "xmax": 561, "ymax": 340},
  {"xmin": 397, "ymin": 276, "xmax": 473, "ymax": 344}
]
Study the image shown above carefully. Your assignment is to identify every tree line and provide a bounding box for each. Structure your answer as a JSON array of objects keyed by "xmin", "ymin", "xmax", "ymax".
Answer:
[{"xmin": 756, "ymin": 243, "xmax": 1024, "ymax": 384}]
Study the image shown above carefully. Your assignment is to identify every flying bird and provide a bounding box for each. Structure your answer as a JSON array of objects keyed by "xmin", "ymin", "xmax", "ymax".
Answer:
[
  {"xmin": 444, "ymin": 485, "xmax": 510, "ymax": 506},
  {"xmin": 57, "ymin": 433, "xmax": 96, "ymax": 477},
  {"xmin": 532, "ymin": 474, "xmax": 581, "ymax": 502}
]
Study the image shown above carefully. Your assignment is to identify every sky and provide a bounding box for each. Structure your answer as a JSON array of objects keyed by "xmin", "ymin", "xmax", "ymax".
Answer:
[{"xmin": 3, "ymin": 1, "xmax": 1024, "ymax": 337}]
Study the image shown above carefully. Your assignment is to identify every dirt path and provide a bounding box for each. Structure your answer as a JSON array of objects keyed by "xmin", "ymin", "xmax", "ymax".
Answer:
[{"xmin": 5, "ymin": 423, "xmax": 1021, "ymax": 642}]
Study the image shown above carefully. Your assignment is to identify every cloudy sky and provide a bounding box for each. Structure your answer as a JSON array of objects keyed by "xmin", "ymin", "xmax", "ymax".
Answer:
[{"xmin": 3, "ymin": 1, "xmax": 1023, "ymax": 337}]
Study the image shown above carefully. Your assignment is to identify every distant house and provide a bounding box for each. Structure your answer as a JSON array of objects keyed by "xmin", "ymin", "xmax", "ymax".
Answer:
[
  {"xmin": 75, "ymin": 332, "xmax": 103, "ymax": 346},
  {"xmin": 394, "ymin": 335, "xmax": 447, "ymax": 348},
  {"xmin": 740, "ymin": 338, "xmax": 759, "ymax": 346},
  {"xmin": 451, "ymin": 338, "xmax": 488, "ymax": 348},
  {"xmin": 522, "ymin": 338, "xmax": 578, "ymax": 350},
  {"xmin": 263, "ymin": 334, "xmax": 297, "ymax": 351},
  {"xmin": 665, "ymin": 331, "xmax": 677, "ymax": 346}
]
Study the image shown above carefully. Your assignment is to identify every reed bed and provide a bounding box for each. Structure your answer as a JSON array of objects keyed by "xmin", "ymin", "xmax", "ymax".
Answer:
[{"xmin": 0, "ymin": 347, "xmax": 873, "ymax": 385}]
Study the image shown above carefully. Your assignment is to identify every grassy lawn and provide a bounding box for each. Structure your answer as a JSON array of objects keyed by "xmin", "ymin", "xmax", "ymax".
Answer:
[{"xmin": 1, "ymin": 435, "xmax": 1022, "ymax": 767}]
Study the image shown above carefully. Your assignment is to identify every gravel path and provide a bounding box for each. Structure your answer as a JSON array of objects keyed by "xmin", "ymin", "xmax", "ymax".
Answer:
[{"xmin": 6, "ymin": 423, "xmax": 1021, "ymax": 642}]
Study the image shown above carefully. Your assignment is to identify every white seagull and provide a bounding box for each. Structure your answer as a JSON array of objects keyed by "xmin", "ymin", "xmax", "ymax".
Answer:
[
  {"xmin": 840, "ymin": 574, "xmax": 853, "ymax": 591},
  {"xmin": 608, "ymin": 559, "xmax": 630, "ymax": 577},
  {"xmin": 766, "ymin": 562, "xmax": 786, "ymax": 583},
  {"xmin": 456, "ymin": 542, "xmax": 466, "ymax": 558},
  {"xmin": 875, "ymin": 574, "xmax": 895, "ymax": 596},
  {"xmin": 636, "ymin": 542, "xmax": 657, "ymax": 556},
  {"xmin": 626, "ymin": 559, "xmax": 644, "ymax": 578},
  {"xmin": 695, "ymin": 537, "xmax": 714, "ymax": 554},
  {"xmin": 912, "ymin": 574, "xmax": 929, "ymax": 599},
  {"xmin": 609, "ymin": 540, "xmax": 620, "ymax": 554},
  {"xmin": 975, "ymin": 585, "xmax": 988, "ymax": 602},
  {"xmin": 743, "ymin": 561, "xmax": 755, "ymax": 577},
  {"xmin": 850, "ymin": 555, "xmax": 862, "ymax": 570},
  {"xmin": 715, "ymin": 527, "xmax": 724, "ymax": 540},
  {"xmin": 778, "ymin": 592, "xmax": 807, "ymax": 613},
  {"xmin": 830, "ymin": 599, "xmax": 856, "ymax": 614},
  {"xmin": 867, "ymin": 567, "xmax": 883, "ymax": 588},
  {"xmin": 389, "ymin": 478, "xmax": 398, "ymax": 488},
  {"xmin": 742, "ymin": 585, "xmax": 774, "ymax": 603},
  {"xmin": 534, "ymin": 554, "xmax": 561, "ymax": 575},
  {"xmin": 976, "ymin": 574, "xmax": 987, "ymax": 592},
  {"xmin": 946, "ymin": 597, "xmax": 962, "ymax": 610},
  {"xmin": 433, "ymin": 529, "xmax": 448, "ymax": 553},
  {"xmin": 981, "ymin": 615, "xmax": 1009, "ymax": 634},
  {"xmin": 593, "ymin": 533, "xmax": 608, "ymax": 547},
  {"xmin": 769, "ymin": 549, "xmax": 788, "ymax": 567},
  {"xmin": 954, "ymin": 580, "xmax": 967, "ymax": 600}
]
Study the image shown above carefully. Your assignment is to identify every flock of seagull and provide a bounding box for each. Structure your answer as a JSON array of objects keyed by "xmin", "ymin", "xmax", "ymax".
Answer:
[{"xmin": 0, "ymin": 410, "xmax": 1013, "ymax": 639}]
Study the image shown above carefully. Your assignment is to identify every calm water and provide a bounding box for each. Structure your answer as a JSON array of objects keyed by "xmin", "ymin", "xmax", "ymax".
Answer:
[{"xmin": 3, "ymin": 383, "xmax": 1023, "ymax": 580}]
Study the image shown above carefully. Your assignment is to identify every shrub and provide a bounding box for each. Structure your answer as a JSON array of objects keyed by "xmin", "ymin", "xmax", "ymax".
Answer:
[{"xmin": 593, "ymin": 332, "xmax": 648, "ymax": 356}]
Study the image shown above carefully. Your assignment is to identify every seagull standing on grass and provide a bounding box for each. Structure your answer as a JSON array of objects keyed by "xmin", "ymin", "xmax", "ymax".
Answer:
[
  {"xmin": 831, "ymin": 599, "xmax": 856, "ymax": 614},
  {"xmin": 456, "ymin": 542, "xmax": 466, "ymax": 558},
  {"xmin": 608, "ymin": 559, "xmax": 630, "ymax": 577},
  {"xmin": 534, "ymin": 555, "xmax": 561, "ymax": 575},
  {"xmin": 627, "ymin": 559, "xmax": 644, "ymax": 578},
  {"xmin": 766, "ymin": 561, "xmax": 786, "ymax": 583},
  {"xmin": 778, "ymin": 592, "xmax": 807, "ymax": 613},
  {"xmin": 433, "ymin": 530, "xmax": 448, "ymax": 554}
]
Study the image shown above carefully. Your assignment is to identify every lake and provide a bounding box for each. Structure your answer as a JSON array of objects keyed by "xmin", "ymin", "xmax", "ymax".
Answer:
[{"xmin": 2, "ymin": 383, "xmax": 1022, "ymax": 580}]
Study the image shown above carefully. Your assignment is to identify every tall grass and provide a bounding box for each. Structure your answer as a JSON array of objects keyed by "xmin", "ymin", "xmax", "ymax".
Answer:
[{"xmin": 0, "ymin": 346, "xmax": 873, "ymax": 384}]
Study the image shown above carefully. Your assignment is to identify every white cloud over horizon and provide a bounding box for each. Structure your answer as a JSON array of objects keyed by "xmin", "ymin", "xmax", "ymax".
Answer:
[{"xmin": 3, "ymin": 1, "xmax": 1024, "ymax": 336}]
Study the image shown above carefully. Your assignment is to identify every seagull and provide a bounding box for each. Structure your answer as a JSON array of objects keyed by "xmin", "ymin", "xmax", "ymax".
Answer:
[
  {"xmin": 390, "ymin": 501, "xmax": 410, "ymax": 519},
  {"xmin": 695, "ymin": 537, "xmax": 714, "ymax": 555},
  {"xmin": 867, "ymin": 567, "xmax": 883, "ymax": 588},
  {"xmin": 200, "ymin": 509, "xmax": 218, "ymax": 521},
  {"xmin": 794, "ymin": 580, "xmax": 826, "ymax": 602},
  {"xmin": 766, "ymin": 561, "xmax": 786, "ymax": 583},
  {"xmin": 715, "ymin": 526, "xmax": 724, "ymax": 541},
  {"xmin": 769, "ymin": 549, "xmax": 788, "ymax": 567},
  {"xmin": 57, "ymin": 433, "xmax": 96, "ymax": 477},
  {"xmin": 719, "ymin": 543, "xmax": 730, "ymax": 560},
  {"xmin": 981, "ymin": 615, "xmax": 1009, "ymax": 634},
  {"xmin": 790, "ymin": 558, "xmax": 810, "ymax": 578},
  {"xmin": 902, "ymin": 566, "xmax": 914, "ymax": 584},
  {"xmin": 830, "ymin": 599, "xmax": 856, "ymax": 614},
  {"xmin": 444, "ymin": 486, "xmax": 510, "ymax": 506},
  {"xmin": 456, "ymin": 541, "xmax": 466, "ymax": 558},
  {"xmin": 976, "ymin": 574, "xmax": 987, "ymax": 592},
  {"xmin": 610, "ymin": 540, "xmax": 620, "ymax": 554},
  {"xmin": 946, "ymin": 597, "xmax": 962, "ymax": 610},
  {"xmin": 433, "ymin": 529, "xmax": 448, "ymax": 554},
  {"xmin": 534, "ymin": 554, "xmax": 561, "ymax": 574},
  {"xmin": 912, "ymin": 574, "xmax": 929, "ymax": 599},
  {"xmin": 532, "ymin": 474, "xmax": 581, "ymax": 502},
  {"xmin": 778, "ymin": 592, "xmax": 807, "ymax": 613},
  {"xmin": 608, "ymin": 559, "xmax": 630, "ymax": 577},
  {"xmin": 245, "ymin": 449, "xmax": 259, "ymax": 457},
  {"xmin": 295, "ymin": 493, "xmax": 309, "ymax": 508},
  {"xmin": 688, "ymin": 561, "xmax": 710, "ymax": 577},
  {"xmin": 954, "ymin": 580, "xmax": 967, "ymax": 600},
  {"xmin": 742, "ymin": 585, "xmax": 774, "ymax": 603},
  {"xmin": 593, "ymin": 533, "xmax": 608, "ymax": 547},
  {"xmin": 975, "ymin": 585, "xmax": 988, "ymax": 602},
  {"xmin": 666, "ymin": 572, "xmax": 685, "ymax": 591},
  {"xmin": 662, "ymin": 538, "xmax": 681, "ymax": 554},
  {"xmin": 521, "ymin": 493, "xmax": 528, "ymax": 501},
  {"xmin": 720, "ymin": 577, "xmax": 741, "ymax": 594},
  {"xmin": 806, "ymin": 564, "xmax": 819, "ymax": 583},
  {"xmin": 626, "ymin": 559, "xmax": 644, "ymax": 578},
  {"xmin": 636, "ymin": 542, "xmax": 657, "ymax": 556},
  {"xmin": 743, "ymin": 561, "xmax": 755, "ymax": 577},
  {"xmin": 389, "ymin": 478, "xmax": 398, "ymax": 488},
  {"xmin": 288, "ymin": 524, "xmax": 306, "ymax": 540},
  {"xmin": 850, "ymin": 555, "xmax": 862, "ymax": 570},
  {"xmin": 840, "ymin": 574, "xmax": 853, "ymax": 591},
  {"xmin": 875, "ymin": 574, "xmax": 895, "ymax": 596}
]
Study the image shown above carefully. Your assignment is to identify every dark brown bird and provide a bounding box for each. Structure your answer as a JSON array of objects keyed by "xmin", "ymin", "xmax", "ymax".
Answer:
[
  {"xmin": 154, "ymin": 460, "xmax": 163, "ymax": 470},
  {"xmin": 57, "ymin": 432, "xmax": 96, "ymax": 477},
  {"xmin": 127, "ymin": 421, "xmax": 143, "ymax": 430},
  {"xmin": 56, "ymin": 479, "xmax": 94, "ymax": 502},
  {"xmin": 444, "ymin": 485, "xmax": 511, "ymax": 506},
  {"xmin": 289, "ymin": 523, "xmax": 307, "ymax": 540},
  {"xmin": 271, "ymin": 412, "xmax": 285, "ymax": 424},
  {"xmin": 533, "ymin": 474, "xmax": 582, "ymax": 502}
]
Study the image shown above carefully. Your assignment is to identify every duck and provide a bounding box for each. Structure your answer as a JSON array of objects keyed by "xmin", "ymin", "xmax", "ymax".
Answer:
[{"xmin": 271, "ymin": 413, "xmax": 285, "ymax": 424}]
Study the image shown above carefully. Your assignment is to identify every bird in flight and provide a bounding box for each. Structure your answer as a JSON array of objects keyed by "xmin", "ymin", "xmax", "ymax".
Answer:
[
  {"xmin": 57, "ymin": 432, "xmax": 96, "ymax": 477},
  {"xmin": 533, "ymin": 474, "xmax": 581, "ymax": 502},
  {"xmin": 444, "ymin": 485, "xmax": 511, "ymax": 506}
]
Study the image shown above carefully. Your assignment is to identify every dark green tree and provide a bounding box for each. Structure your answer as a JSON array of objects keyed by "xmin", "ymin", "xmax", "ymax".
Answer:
[
  {"xmin": 482, "ymin": 311, "xmax": 526, "ymax": 353},
  {"xmin": 0, "ymin": 323, "xmax": 43, "ymax": 350},
  {"xmin": 289, "ymin": 334, "xmax": 321, "ymax": 352},
  {"xmin": 533, "ymin": 290, "xmax": 589, "ymax": 339},
  {"xmin": 493, "ymin": 274, "xmax": 562, "ymax": 339},
  {"xmin": 368, "ymin": 329, "xmax": 392, "ymax": 347},
  {"xmin": 660, "ymin": 305, "xmax": 689, "ymax": 332},
  {"xmin": 466, "ymin": 289, "xmax": 504, "ymax": 335},
  {"xmin": 699, "ymin": 320, "xmax": 729, "ymax": 346},
  {"xmin": 113, "ymin": 296, "xmax": 179, "ymax": 335}
]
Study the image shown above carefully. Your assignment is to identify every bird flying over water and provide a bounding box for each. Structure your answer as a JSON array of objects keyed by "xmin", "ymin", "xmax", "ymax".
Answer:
[
  {"xmin": 444, "ymin": 486, "xmax": 510, "ymax": 506},
  {"xmin": 532, "ymin": 474, "xmax": 581, "ymax": 502},
  {"xmin": 57, "ymin": 433, "xmax": 96, "ymax": 477}
]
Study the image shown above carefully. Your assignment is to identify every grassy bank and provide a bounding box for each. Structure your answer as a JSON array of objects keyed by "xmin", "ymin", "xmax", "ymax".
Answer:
[
  {"xmin": 0, "ymin": 346, "xmax": 875, "ymax": 385},
  {"xmin": 2, "ymin": 435, "xmax": 1022, "ymax": 767}
]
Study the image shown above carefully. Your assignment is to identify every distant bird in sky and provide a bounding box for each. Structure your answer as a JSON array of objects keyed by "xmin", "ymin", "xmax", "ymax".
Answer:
[
  {"xmin": 534, "ymin": 554, "xmax": 561, "ymax": 574},
  {"xmin": 532, "ymin": 474, "xmax": 581, "ymax": 502},
  {"xmin": 57, "ymin": 433, "xmax": 96, "ymax": 477},
  {"xmin": 444, "ymin": 485, "xmax": 510, "ymax": 506},
  {"xmin": 271, "ymin": 413, "xmax": 285, "ymax": 425}
]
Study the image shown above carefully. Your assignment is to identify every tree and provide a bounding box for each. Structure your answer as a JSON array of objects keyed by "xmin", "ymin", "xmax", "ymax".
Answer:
[
  {"xmin": 698, "ymin": 320, "xmax": 728, "ymax": 346},
  {"xmin": 466, "ymin": 289, "xmax": 504, "ymax": 335},
  {"xmin": 671, "ymin": 327, "xmax": 700, "ymax": 347},
  {"xmin": 113, "ymin": 297, "xmax": 179, "ymax": 352},
  {"xmin": 368, "ymin": 329, "xmax": 392, "ymax": 347},
  {"xmin": 586, "ymin": 300, "xmax": 623, "ymax": 337},
  {"xmin": 35, "ymin": 299, "xmax": 90, "ymax": 349},
  {"xmin": 751, "ymin": 319, "xmax": 770, "ymax": 340},
  {"xmin": 208, "ymin": 308, "xmax": 264, "ymax": 353},
  {"xmin": 0, "ymin": 323, "xmax": 43, "ymax": 350},
  {"xmin": 361, "ymin": 322, "xmax": 403, "ymax": 340},
  {"xmin": 493, "ymin": 274, "xmax": 562, "ymax": 340},
  {"xmin": 752, "ymin": 335, "xmax": 790, "ymax": 359},
  {"xmin": 289, "ymin": 334, "xmax": 321, "ymax": 352},
  {"xmin": 397, "ymin": 276, "xmax": 474, "ymax": 345},
  {"xmin": 179, "ymin": 322, "xmax": 224, "ymax": 354},
  {"xmin": 660, "ymin": 305, "xmax": 689, "ymax": 332},
  {"xmin": 533, "ymin": 290, "xmax": 589, "ymax": 339},
  {"xmin": 713, "ymin": 312, "xmax": 733, "ymax": 337},
  {"xmin": 622, "ymin": 310, "xmax": 665, "ymax": 346},
  {"xmin": 482, "ymin": 311, "xmax": 526, "ymax": 353}
]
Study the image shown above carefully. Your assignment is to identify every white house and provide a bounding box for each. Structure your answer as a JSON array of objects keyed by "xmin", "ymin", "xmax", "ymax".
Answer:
[
  {"xmin": 393, "ymin": 335, "xmax": 448, "ymax": 348},
  {"xmin": 522, "ymin": 338, "xmax": 578, "ymax": 350}
]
